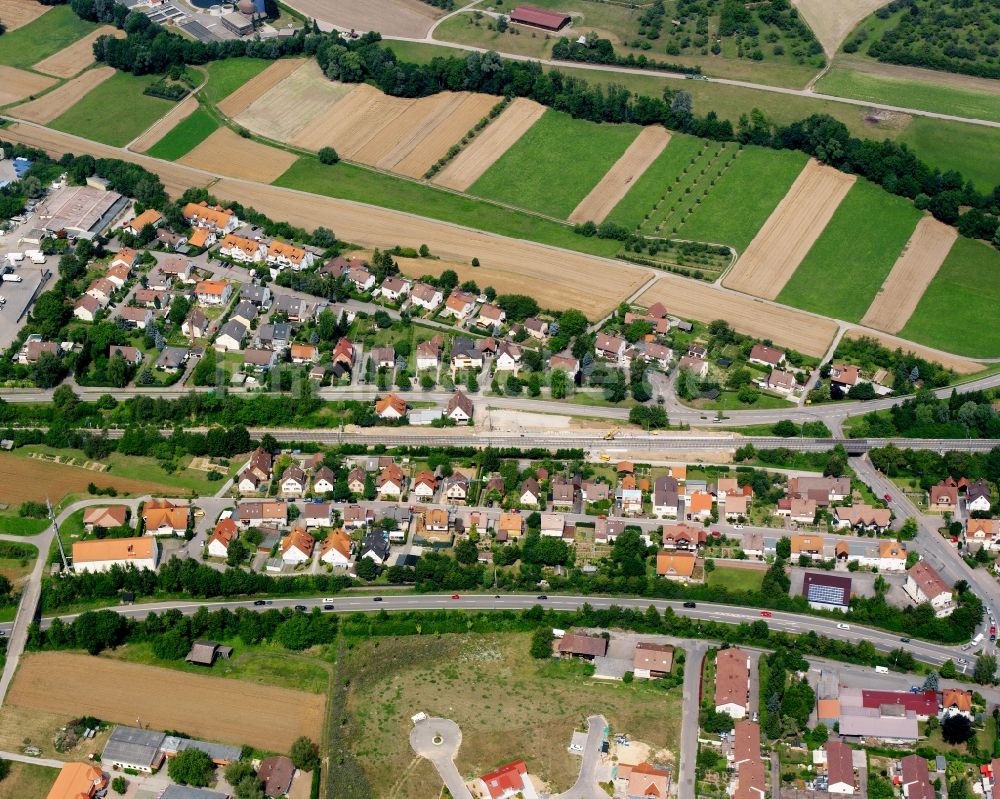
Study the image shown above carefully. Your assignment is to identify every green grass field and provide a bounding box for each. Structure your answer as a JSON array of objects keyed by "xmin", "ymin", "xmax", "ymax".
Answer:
[
  {"xmin": 0, "ymin": 6, "xmax": 98, "ymax": 69},
  {"xmin": 676, "ymin": 146, "xmax": 808, "ymax": 251},
  {"xmin": 899, "ymin": 237, "xmax": 1000, "ymax": 358},
  {"xmin": 469, "ymin": 109, "xmax": 641, "ymax": 218},
  {"xmin": 146, "ymin": 105, "xmax": 219, "ymax": 160},
  {"xmin": 706, "ymin": 565, "xmax": 765, "ymax": 593},
  {"xmin": 49, "ymin": 71, "xmax": 175, "ymax": 147},
  {"xmin": 0, "ymin": 513, "xmax": 49, "ymax": 536},
  {"xmin": 897, "ymin": 118, "xmax": 1000, "ymax": 193},
  {"xmin": 273, "ymin": 156, "xmax": 621, "ymax": 258},
  {"xmin": 777, "ymin": 179, "xmax": 921, "ymax": 321},
  {"xmin": 0, "ymin": 762, "xmax": 58, "ymax": 799},
  {"xmin": 816, "ymin": 67, "xmax": 1000, "ymax": 124},
  {"xmin": 202, "ymin": 57, "xmax": 272, "ymax": 105}
]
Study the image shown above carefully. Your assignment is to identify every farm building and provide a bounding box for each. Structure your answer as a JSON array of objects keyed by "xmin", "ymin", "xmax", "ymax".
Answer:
[
  {"xmin": 510, "ymin": 5, "xmax": 571, "ymax": 30},
  {"xmin": 72, "ymin": 538, "xmax": 159, "ymax": 574},
  {"xmin": 45, "ymin": 763, "xmax": 107, "ymax": 799}
]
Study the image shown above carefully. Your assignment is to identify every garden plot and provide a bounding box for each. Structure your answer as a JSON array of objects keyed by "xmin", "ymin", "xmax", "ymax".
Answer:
[
  {"xmin": 179, "ymin": 127, "xmax": 298, "ymax": 184},
  {"xmin": 0, "ymin": 67, "xmax": 56, "ymax": 107},
  {"xmin": 33, "ymin": 27, "xmax": 124, "ymax": 78},
  {"xmin": 8, "ymin": 67, "xmax": 114, "ymax": 124},
  {"xmin": 217, "ymin": 57, "xmax": 307, "ymax": 117}
]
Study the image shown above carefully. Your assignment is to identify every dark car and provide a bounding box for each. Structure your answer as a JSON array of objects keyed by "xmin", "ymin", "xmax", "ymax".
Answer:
[
  {"xmin": 253, "ymin": 599, "xmax": 267, "ymax": 606},
  {"xmin": 323, "ymin": 604, "xmax": 334, "ymax": 611},
  {"xmin": 537, "ymin": 594, "xmax": 548, "ymax": 600},
  {"xmin": 900, "ymin": 637, "xmax": 911, "ymax": 643},
  {"xmin": 683, "ymin": 601, "xmax": 697, "ymax": 609},
  {"xmin": 373, "ymin": 597, "xmax": 383, "ymax": 602},
  {"xmin": 294, "ymin": 605, "xmax": 307, "ymax": 612}
]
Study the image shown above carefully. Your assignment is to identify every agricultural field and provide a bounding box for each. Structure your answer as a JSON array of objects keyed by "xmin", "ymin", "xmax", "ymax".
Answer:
[
  {"xmin": 134, "ymin": 96, "xmax": 206, "ymax": 155},
  {"xmin": 0, "ymin": 453, "xmax": 171, "ymax": 504},
  {"xmin": 470, "ymin": 110, "xmax": 641, "ymax": 218},
  {"xmin": 0, "ymin": 5, "xmax": 98, "ymax": 68},
  {"xmin": 860, "ymin": 216, "xmax": 956, "ymax": 334},
  {"xmin": 344, "ymin": 633, "xmax": 681, "ymax": 799},
  {"xmin": 0, "ymin": 511, "xmax": 50, "ymax": 536},
  {"xmin": 33, "ymin": 26, "xmax": 124, "ymax": 79},
  {"xmin": 0, "ymin": 66, "xmax": 56, "ymax": 108},
  {"xmin": 8, "ymin": 67, "xmax": 115, "ymax": 124},
  {"xmin": 899, "ymin": 237, "xmax": 1000, "ymax": 358},
  {"xmin": 777, "ymin": 179, "xmax": 922, "ymax": 322},
  {"xmin": 0, "ymin": 541, "xmax": 38, "ymax": 590},
  {"xmin": 674, "ymin": 146, "xmax": 808, "ymax": 252},
  {"xmin": 792, "ymin": 0, "xmax": 889, "ymax": 56},
  {"xmin": 179, "ymin": 127, "xmax": 298, "ymax": 183},
  {"xmin": 48, "ymin": 71, "xmax": 176, "ymax": 147},
  {"xmin": 7, "ymin": 652, "xmax": 324, "ymax": 752},
  {"xmin": 896, "ymin": 118, "xmax": 1000, "ymax": 193},
  {"xmin": 0, "ymin": 0, "xmax": 52, "ymax": 32},
  {"xmin": 723, "ymin": 160, "xmax": 855, "ymax": 299},
  {"xmin": 286, "ymin": 0, "xmax": 444, "ymax": 39},
  {"xmin": 204, "ymin": 56, "xmax": 276, "ymax": 107}
]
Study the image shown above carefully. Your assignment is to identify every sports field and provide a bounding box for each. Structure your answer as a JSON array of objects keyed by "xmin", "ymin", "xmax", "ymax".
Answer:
[
  {"xmin": 7, "ymin": 652, "xmax": 324, "ymax": 752},
  {"xmin": 675, "ymin": 146, "xmax": 809, "ymax": 252},
  {"xmin": 146, "ymin": 105, "xmax": 220, "ymax": 160},
  {"xmin": 470, "ymin": 110, "xmax": 642, "ymax": 218},
  {"xmin": 0, "ymin": 5, "xmax": 98, "ymax": 68},
  {"xmin": 899, "ymin": 237, "xmax": 1000, "ymax": 358},
  {"xmin": 777, "ymin": 179, "xmax": 922, "ymax": 321},
  {"xmin": 49, "ymin": 71, "xmax": 175, "ymax": 147}
]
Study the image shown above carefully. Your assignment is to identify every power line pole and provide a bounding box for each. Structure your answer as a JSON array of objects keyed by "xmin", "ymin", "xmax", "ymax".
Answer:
[{"xmin": 49, "ymin": 497, "xmax": 69, "ymax": 571}]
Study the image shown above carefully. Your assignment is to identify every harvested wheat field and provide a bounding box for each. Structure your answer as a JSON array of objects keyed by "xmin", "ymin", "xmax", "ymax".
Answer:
[
  {"xmin": 433, "ymin": 98, "xmax": 547, "ymax": 191},
  {"xmin": 569, "ymin": 127, "xmax": 671, "ymax": 224},
  {"xmin": 9, "ymin": 66, "xmax": 115, "ymax": 124},
  {"xmin": 179, "ymin": 127, "xmax": 298, "ymax": 183},
  {"xmin": 1, "ymin": 0, "xmax": 51, "ymax": 31},
  {"xmin": 217, "ymin": 57, "xmax": 306, "ymax": 117},
  {"xmin": 232, "ymin": 60, "xmax": 352, "ymax": 142},
  {"xmin": 0, "ymin": 66, "xmax": 56, "ymax": 107},
  {"xmin": 0, "ymin": 453, "xmax": 172, "ymax": 504},
  {"xmin": 639, "ymin": 277, "xmax": 839, "ymax": 357},
  {"xmin": 724, "ymin": 160, "xmax": 854, "ymax": 299},
  {"xmin": 843, "ymin": 328, "xmax": 981, "ymax": 374},
  {"xmin": 33, "ymin": 27, "xmax": 124, "ymax": 78},
  {"xmin": 860, "ymin": 216, "xmax": 957, "ymax": 334},
  {"xmin": 792, "ymin": 0, "xmax": 889, "ymax": 56},
  {"xmin": 131, "ymin": 95, "xmax": 200, "ymax": 153},
  {"xmin": 8, "ymin": 653, "xmax": 324, "ymax": 752},
  {"xmin": 283, "ymin": 0, "xmax": 443, "ymax": 38}
]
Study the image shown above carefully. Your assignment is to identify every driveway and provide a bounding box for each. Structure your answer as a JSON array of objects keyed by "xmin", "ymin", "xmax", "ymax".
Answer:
[{"xmin": 552, "ymin": 714, "xmax": 608, "ymax": 799}]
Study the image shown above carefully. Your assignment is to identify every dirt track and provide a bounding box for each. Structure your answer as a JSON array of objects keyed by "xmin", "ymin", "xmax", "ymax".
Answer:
[
  {"xmin": 569, "ymin": 126, "xmax": 671, "ymax": 223},
  {"xmin": 723, "ymin": 159, "xmax": 854, "ymax": 299},
  {"xmin": 1, "ymin": 0, "xmax": 51, "ymax": 31},
  {"xmin": 0, "ymin": 67, "xmax": 56, "ymax": 107},
  {"xmin": 843, "ymin": 328, "xmax": 981, "ymax": 374},
  {"xmin": 9, "ymin": 67, "xmax": 115, "ymax": 124},
  {"xmin": 860, "ymin": 216, "xmax": 957, "ymax": 334},
  {"xmin": 179, "ymin": 127, "xmax": 298, "ymax": 183},
  {"xmin": 792, "ymin": 0, "xmax": 890, "ymax": 57},
  {"xmin": 217, "ymin": 57, "xmax": 306, "ymax": 117},
  {"xmin": 33, "ymin": 27, "xmax": 124, "ymax": 78},
  {"xmin": 7, "ymin": 652, "xmax": 324, "ymax": 752},
  {"xmin": 131, "ymin": 95, "xmax": 200, "ymax": 152},
  {"xmin": 433, "ymin": 98, "xmax": 547, "ymax": 191},
  {"xmin": 638, "ymin": 278, "xmax": 838, "ymax": 357},
  {"xmin": 282, "ymin": 0, "xmax": 442, "ymax": 38}
]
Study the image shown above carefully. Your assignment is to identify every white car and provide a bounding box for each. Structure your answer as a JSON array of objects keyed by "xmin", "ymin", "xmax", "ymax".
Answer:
[{"xmin": 837, "ymin": 623, "xmax": 850, "ymax": 630}]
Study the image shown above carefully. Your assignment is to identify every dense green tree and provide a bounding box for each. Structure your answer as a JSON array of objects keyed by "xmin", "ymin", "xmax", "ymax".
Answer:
[
  {"xmin": 290, "ymin": 737, "xmax": 320, "ymax": 771},
  {"xmin": 168, "ymin": 749, "xmax": 214, "ymax": 787}
]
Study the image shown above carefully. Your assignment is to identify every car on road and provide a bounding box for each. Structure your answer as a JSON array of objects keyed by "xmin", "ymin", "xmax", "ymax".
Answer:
[
  {"xmin": 537, "ymin": 594, "xmax": 548, "ymax": 600},
  {"xmin": 760, "ymin": 610, "xmax": 772, "ymax": 617},
  {"xmin": 900, "ymin": 638, "xmax": 910, "ymax": 643},
  {"xmin": 323, "ymin": 604, "xmax": 334, "ymax": 611},
  {"xmin": 451, "ymin": 594, "xmax": 460, "ymax": 599},
  {"xmin": 991, "ymin": 625, "xmax": 996, "ymax": 641},
  {"xmin": 958, "ymin": 658, "xmax": 968, "ymax": 665},
  {"xmin": 294, "ymin": 605, "xmax": 307, "ymax": 612},
  {"xmin": 373, "ymin": 597, "xmax": 383, "ymax": 602},
  {"xmin": 884, "ymin": 493, "xmax": 893, "ymax": 502},
  {"xmin": 837, "ymin": 623, "xmax": 850, "ymax": 630},
  {"xmin": 253, "ymin": 600, "xmax": 266, "ymax": 606},
  {"xmin": 683, "ymin": 601, "xmax": 697, "ymax": 608},
  {"xmin": 751, "ymin": 711, "xmax": 759, "ymax": 722}
]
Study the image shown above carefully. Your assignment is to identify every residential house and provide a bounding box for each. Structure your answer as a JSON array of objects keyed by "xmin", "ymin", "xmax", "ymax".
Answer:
[
  {"xmin": 271, "ymin": 294, "xmax": 304, "ymax": 321},
  {"xmin": 109, "ymin": 345, "xmax": 143, "ymax": 366},
  {"xmin": 731, "ymin": 720, "xmax": 760, "ymax": 769},
  {"xmin": 218, "ymin": 234, "xmax": 265, "ymax": 263},
  {"xmin": 834, "ymin": 504, "xmax": 892, "ymax": 533},
  {"xmin": 256, "ymin": 322, "xmax": 292, "ymax": 352},
  {"xmin": 625, "ymin": 763, "xmax": 669, "ymax": 799},
  {"xmin": 477, "ymin": 760, "xmax": 538, "ymax": 799},
  {"xmin": 240, "ymin": 284, "xmax": 272, "ymax": 308},
  {"xmin": 267, "ymin": 240, "xmax": 314, "ymax": 271},
  {"xmin": 620, "ymin": 488, "xmax": 642, "ymax": 515},
  {"xmin": 581, "ymin": 481, "xmax": 609, "ymax": 503},
  {"xmin": 551, "ymin": 479, "xmax": 576, "ymax": 509},
  {"xmin": 412, "ymin": 471, "xmax": 437, "ymax": 500},
  {"xmin": 410, "ymin": 282, "xmax": 443, "ymax": 311},
  {"xmin": 121, "ymin": 209, "xmax": 162, "ymax": 235},
  {"xmin": 655, "ymin": 551, "xmax": 696, "ymax": 581},
  {"xmin": 311, "ymin": 466, "xmax": 335, "ymax": 495},
  {"xmin": 829, "ymin": 364, "xmax": 861, "ymax": 390},
  {"xmin": 548, "ymin": 353, "xmax": 580, "ymax": 380},
  {"xmin": 73, "ymin": 293, "xmax": 103, "ymax": 321},
  {"xmin": 280, "ymin": 528, "xmax": 315, "ymax": 565},
  {"xmin": 321, "ymin": 529, "xmax": 354, "ymax": 568},
  {"xmin": 748, "ymin": 344, "xmax": 786, "ymax": 368},
  {"xmin": 182, "ymin": 309, "xmax": 209, "ymax": 339},
  {"xmin": 332, "ymin": 338, "xmax": 355, "ymax": 369},
  {"xmin": 777, "ymin": 497, "xmax": 818, "ymax": 524},
  {"xmin": 443, "ymin": 290, "xmax": 476, "ymax": 320},
  {"xmin": 802, "ymin": 572, "xmax": 852, "ymax": 612},
  {"xmin": 558, "ymin": 633, "xmax": 608, "ymax": 660},
  {"xmin": 257, "ymin": 756, "xmax": 295, "ymax": 799},
  {"xmin": 788, "ymin": 476, "xmax": 851, "ymax": 503},
  {"xmin": 371, "ymin": 346, "xmax": 395, "ymax": 370},
  {"xmin": 156, "ymin": 229, "xmax": 187, "ymax": 251},
  {"xmin": 143, "ymin": 499, "xmax": 189, "ymax": 536},
  {"xmin": 237, "ymin": 500, "xmax": 287, "ymax": 527},
  {"xmin": 361, "ymin": 530, "xmax": 390, "ymax": 565},
  {"xmin": 941, "ymin": 688, "xmax": 973, "ymax": 720},
  {"xmin": 967, "ymin": 518, "xmax": 999, "ymax": 546},
  {"xmin": 524, "ymin": 317, "xmax": 548, "ymax": 340},
  {"xmin": 595, "ymin": 332, "xmax": 627, "ymax": 363},
  {"xmin": 498, "ymin": 512, "xmax": 523, "ymax": 541},
  {"xmin": 375, "ymin": 393, "xmax": 408, "ymax": 420},
  {"xmin": 643, "ymin": 342, "xmax": 673, "ymax": 368},
  {"xmin": 540, "ymin": 513, "xmax": 565, "ymax": 537},
  {"xmin": 451, "ymin": 337, "xmax": 483, "ymax": 370},
  {"xmin": 678, "ymin": 354, "xmax": 708, "ymax": 379},
  {"xmin": 900, "ymin": 755, "xmax": 934, "ymax": 799},
  {"xmin": 767, "ymin": 369, "xmax": 798, "ymax": 394},
  {"xmin": 195, "ymin": 279, "xmax": 232, "ymax": 307},
  {"xmin": 106, "ymin": 263, "xmax": 131, "ymax": 288},
  {"xmin": 494, "ymin": 342, "xmax": 522, "ymax": 372},
  {"xmin": 119, "ymin": 307, "xmax": 154, "ymax": 330},
  {"xmin": 207, "ymin": 519, "xmax": 238, "ymax": 559},
  {"xmin": 477, "ymin": 303, "xmax": 505, "ymax": 329},
  {"xmin": 379, "ymin": 275, "xmax": 411, "ymax": 302},
  {"xmin": 86, "ymin": 277, "xmax": 116, "ymax": 304},
  {"xmin": 714, "ymin": 647, "xmax": 750, "ymax": 718},
  {"xmin": 343, "ymin": 504, "xmax": 374, "ymax": 530},
  {"xmin": 183, "ymin": 201, "xmax": 238, "ymax": 233},
  {"xmin": 280, "ymin": 465, "xmax": 307, "ymax": 496},
  {"xmin": 520, "ymin": 479, "xmax": 541, "ymax": 507},
  {"xmin": 416, "ymin": 338, "xmax": 441, "ymax": 371},
  {"xmin": 290, "ymin": 343, "xmax": 319, "ymax": 364},
  {"xmin": 377, "ymin": 463, "xmax": 406, "ymax": 498},
  {"xmin": 187, "ymin": 227, "xmax": 214, "ymax": 249},
  {"xmin": 967, "ymin": 479, "xmax": 991, "ymax": 513},
  {"xmin": 73, "ymin": 538, "xmax": 159, "ymax": 574},
  {"xmin": 160, "ymin": 256, "xmax": 194, "ymax": 283},
  {"xmin": 443, "ymin": 473, "xmax": 470, "ymax": 503},
  {"xmin": 821, "ymin": 740, "xmax": 855, "ymax": 795},
  {"xmin": 905, "ymin": 561, "xmax": 954, "ymax": 617},
  {"xmin": 83, "ymin": 506, "xmax": 129, "ymax": 531},
  {"xmin": 724, "ymin": 494, "xmax": 750, "ymax": 520},
  {"xmin": 243, "ymin": 348, "xmax": 278, "ymax": 372},
  {"xmin": 346, "ymin": 467, "xmax": 367, "ymax": 495},
  {"xmin": 446, "ymin": 391, "xmax": 474, "ymax": 422},
  {"xmin": 633, "ymin": 642, "xmax": 673, "ymax": 679},
  {"xmin": 662, "ymin": 523, "xmax": 705, "ymax": 550},
  {"xmin": 929, "ymin": 477, "xmax": 959, "ymax": 511},
  {"xmin": 229, "ymin": 301, "xmax": 258, "ymax": 329},
  {"xmin": 133, "ymin": 288, "xmax": 166, "ymax": 308},
  {"xmin": 687, "ymin": 491, "xmax": 713, "ymax": 520},
  {"xmin": 595, "ymin": 517, "xmax": 624, "ymax": 544},
  {"xmin": 344, "ymin": 264, "xmax": 374, "ymax": 293}
]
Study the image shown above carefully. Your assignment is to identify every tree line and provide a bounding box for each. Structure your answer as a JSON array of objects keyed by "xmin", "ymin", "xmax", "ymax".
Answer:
[
  {"xmin": 869, "ymin": 444, "xmax": 1000, "ymax": 491},
  {"xmin": 850, "ymin": 389, "xmax": 1000, "ymax": 440}
]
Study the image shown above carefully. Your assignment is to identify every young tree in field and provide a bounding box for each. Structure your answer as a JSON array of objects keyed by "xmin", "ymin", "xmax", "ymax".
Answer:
[
  {"xmin": 318, "ymin": 147, "xmax": 339, "ymax": 164},
  {"xmin": 168, "ymin": 749, "xmax": 214, "ymax": 786}
]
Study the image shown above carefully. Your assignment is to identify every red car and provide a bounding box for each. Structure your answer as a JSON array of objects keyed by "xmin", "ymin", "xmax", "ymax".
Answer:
[
  {"xmin": 451, "ymin": 594, "xmax": 461, "ymax": 600},
  {"xmin": 883, "ymin": 493, "xmax": 893, "ymax": 502},
  {"xmin": 760, "ymin": 610, "xmax": 773, "ymax": 618}
]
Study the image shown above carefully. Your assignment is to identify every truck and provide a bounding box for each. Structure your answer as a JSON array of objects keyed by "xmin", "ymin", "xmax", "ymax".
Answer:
[
  {"xmin": 875, "ymin": 666, "xmax": 889, "ymax": 674},
  {"xmin": 24, "ymin": 249, "xmax": 46, "ymax": 264},
  {"xmin": 972, "ymin": 632, "xmax": 985, "ymax": 647},
  {"xmin": 1, "ymin": 274, "xmax": 23, "ymax": 283},
  {"xmin": 5, "ymin": 252, "xmax": 23, "ymax": 265}
]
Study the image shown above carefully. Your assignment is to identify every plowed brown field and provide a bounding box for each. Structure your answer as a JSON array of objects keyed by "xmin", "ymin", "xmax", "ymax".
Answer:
[
  {"xmin": 217, "ymin": 57, "xmax": 306, "ymax": 117},
  {"xmin": 860, "ymin": 216, "xmax": 957, "ymax": 334},
  {"xmin": 131, "ymin": 95, "xmax": 200, "ymax": 153},
  {"xmin": 638, "ymin": 277, "xmax": 838, "ymax": 357},
  {"xmin": 0, "ymin": 453, "xmax": 174, "ymax": 503},
  {"xmin": 179, "ymin": 127, "xmax": 298, "ymax": 183},
  {"xmin": 281, "ymin": 0, "xmax": 442, "ymax": 38},
  {"xmin": 569, "ymin": 126, "xmax": 671, "ymax": 223},
  {"xmin": 0, "ymin": 67, "xmax": 56, "ymax": 107},
  {"xmin": 1, "ymin": 0, "xmax": 51, "ymax": 31},
  {"xmin": 723, "ymin": 160, "xmax": 854, "ymax": 299},
  {"xmin": 9, "ymin": 66, "xmax": 114, "ymax": 124},
  {"xmin": 843, "ymin": 328, "xmax": 981, "ymax": 374},
  {"xmin": 7, "ymin": 653, "xmax": 324, "ymax": 752},
  {"xmin": 33, "ymin": 27, "xmax": 124, "ymax": 78}
]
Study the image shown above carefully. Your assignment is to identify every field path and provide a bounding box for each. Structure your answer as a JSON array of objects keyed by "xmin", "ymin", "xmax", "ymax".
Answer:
[
  {"xmin": 432, "ymin": 98, "xmax": 546, "ymax": 191},
  {"xmin": 217, "ymin": 57, "xmax": 306, "ymax": 117},
  {"xmin": 860, "ymin": 216, "xmax": 957, "ymax": 333},
  {"xmin": 8, "ymin": 67, "xmax": 115, "ymax": 124},
  {"xmin": 33, "ymin": 27, "xmax": 124, "ymax": 78},
  {"xmin": 723, "ymin": 160, "xmax": 854, "ymax": 299},
  {"xmin": 568, "ymin": 126, "xmax": 671, "ymax": 224},
  {"xmin": 130, "ymin": 95, "xmax": 200, "ymax": 153}
]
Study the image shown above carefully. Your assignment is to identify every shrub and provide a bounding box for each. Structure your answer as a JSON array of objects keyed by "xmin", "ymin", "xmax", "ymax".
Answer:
[{"xmin": 318, "ymin": 147, "xmax": 339, "ymax": 165}]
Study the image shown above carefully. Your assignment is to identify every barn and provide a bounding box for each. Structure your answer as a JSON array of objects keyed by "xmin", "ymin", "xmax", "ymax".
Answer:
[{"xmin": 510, "ymin": 5, "xmax": 572, "ymax": 31}]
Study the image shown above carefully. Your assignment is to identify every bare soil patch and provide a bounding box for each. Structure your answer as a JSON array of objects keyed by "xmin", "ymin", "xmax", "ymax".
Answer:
[
  {"xmin": 860, "ymin": 215, "xmax": 957, "ymax": 333},
  {"xmin": 569, "ymin": 126, "xmax": 671, "ymax": 224},
  {"xmin": 283, "ymin": 0, "xmax": 443, "ymax": 38},
  {"xmin": 638, "ymin": 277, "xmax": 839, "ymax": 356},
  {"xmin": 0, "ymin": 453, "xmax": 172, "ymax": 504},
  {"xmin": 724, "ymin": 159, "xmax": 854, "ymax": 299},
  {"xmin": 843, "ymin": 327, "xmax": 981, "ymax": 374},
  {"xmin": 792, "ymin": 0, "xmax": 891, "ymax": 58},
  {"xmin": 9, "ymin": 66, "xmax": 114, "ymax": 124},
  {"xmin": 217, "ymin": 57, "xmax": 306, "ymax": 118},
  {"xmin": 433, "ymin": 98, "xmax": 547, "ymax": 191},
  {"xmin": 0, "ymin": 66, "xmax": 56, "ymax": 107},
  {"xmin": 0, "ymin": 0, "xmax": 51, "ymax": 32},
  {"xmin": 131, "ymin": 94, "xmax": 200, "ymax": 153},
  {"xmin": 33, "ymin": 27, "xmax": 124, "ymax": 78},
  {"xmin": 179, "ymin": 127, "xmax": 298, "ymax": 183},
  {"xmin": 8, "ymin": 653, "xmax": 324, "ymax": 752}
]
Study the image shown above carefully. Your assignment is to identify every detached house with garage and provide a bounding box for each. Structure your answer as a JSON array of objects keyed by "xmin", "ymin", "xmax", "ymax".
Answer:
[
  {"xmin": 929, "ymin": 477, "xmax": 959, "ymax": 511},
  {"xmin": 143, "ymin": 499, "xmax": 189, "ymax": 536},
  {"xmin": 375, "ymin": 393, "xmax": 408, "ymax": 420},
  {"xmin": 280, "ymin": 465, "xmax": 307, "ymax": 497},
  {"xmin": 410, "ymin": 282, "xmax": 443, "ymax": 311},
  {"xmin": 966, "ymin": 479, "xmax": 992, "ymax": 513},
  {"xmin": 715, "ymin": 647, "xmax": 750, "ymax": 718},
  {"xmin": 280, "ymin": 528, "xmax": 315, "ymax": 565},
  {"xmin": 748, "ymin": 344, "xmax": 786, "ymax": 368},
  {"xmin": 905, "ymin": 561, "xmax": 955, "ymax": 617},
  {"xmin": 379, "ymin": 276, "xmax": 411, "ymax": 302},
  {"xmin": 595, "ymin": 332, "xmax": 627, "ymax": 364},
  {"xmin": 321, "ymin": 529, "xmax": 354, "ymax": 568},
  {"xmin": 195, "ymin": 279, "xmax": 232, "ymax": 307},
  {"xmin": 377, "ymin": 463, "xmax": 406, "ymax": 498},
  {"xmin": 207, "ymin": 519, "xmax": 238, "ymax": 559}
]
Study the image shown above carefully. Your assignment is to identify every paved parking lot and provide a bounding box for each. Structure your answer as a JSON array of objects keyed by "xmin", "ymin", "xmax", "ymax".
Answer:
[{"xmin": 0, "ymin": 212, "xmax": 54, "ymax": 349}]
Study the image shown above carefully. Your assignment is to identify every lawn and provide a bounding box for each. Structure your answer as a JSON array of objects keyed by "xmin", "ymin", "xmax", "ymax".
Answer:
[
  {"xmin": 49, "ymin": 71, "xmax": 175, "ymax": 147},
  {"xmin": 0, "ymin": 5, "xmax": 98, "ymax": 68},
  {"xmin": 0, "ymin": 513, "xmax": 49, "ymax": 536},
  {"xmin": 469, "ymin": 109, "xmax": 642, "ymax": 218},
  {"xmin": 273, "ymin": 156, "xmax": 621, "ymax": 258},
  {"xmin": 0, "ymin": 541, "xmax": 39, "ymax": 589},
  {"xmin": 0, "ymin": 762, "xmax": 58, "ymax": 799},
  {"xmin": 147, "ymin": 105, "xmax": 220, "ymax": 160},
  {"xmin": 815, "ymin": 67, "xmax": 1000, "ymax": 124},
  {"xmin": 675, "ymin": 146, "xmax": 809, "ymax": 252},
  {"xmin": 687, "ymin": 390, "xmax": 795, "ymax": 411},
  {"xmin": 607, "ymin": 132, "xmax": 706, "ymax": 229},
  {"xmin": 776, "ymin": 179, "xmax": 921, "ymax": 321},
  {"xmin": 344, "ymin": 632, "xmax": 681, "ymax": 799},
  {"xmin": 899, "ymin": 237, "xmax": 1000, "ymax": 358},
  {"xmin": 897, "ymin": 117, "xmax": 1000, "ymax": 193},
  {"xmin": 706, "ymin": 565, "xmax": 765, "ymax": 593},
  {"xmin": 202, "ymin": 57, "xmax": 272, "ymax": 105}
]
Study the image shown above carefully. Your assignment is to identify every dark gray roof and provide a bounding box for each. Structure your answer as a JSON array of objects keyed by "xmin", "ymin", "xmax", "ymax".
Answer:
[
  {"xmin": 218, "ymin": 319, "xmax": 247, "ymax": 342},
  {"xmin": 258, "ymin": 322, "xmax": 291, "ymax": 343},
  {"xmin": 362, "ymin": 530, "xmax": 390, "ymax": 560},
  {"xmin": 452, "ymin": 337, "xmax": 478, "ymax": 359},
  {"xmin": 271, "ymin": 294, "xmax": 302, "ymax": 315},
  {"xmin": 156, "ymin": 346, "xmax": 189, "ymax": 369},
  {"xmin": 232, "ymin": 300, "xmax": 258, "ymax": 321},
  {"xmin": 240, "ymin": 284, "xmax": 269, "ymax": 303},
  {"xmin": 102, "ymin": 726, "xmax": 165, "ymax": 767},
  {"xmin": 162, "ymin": 735, "xmax": 242, "ymax": 764}
]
